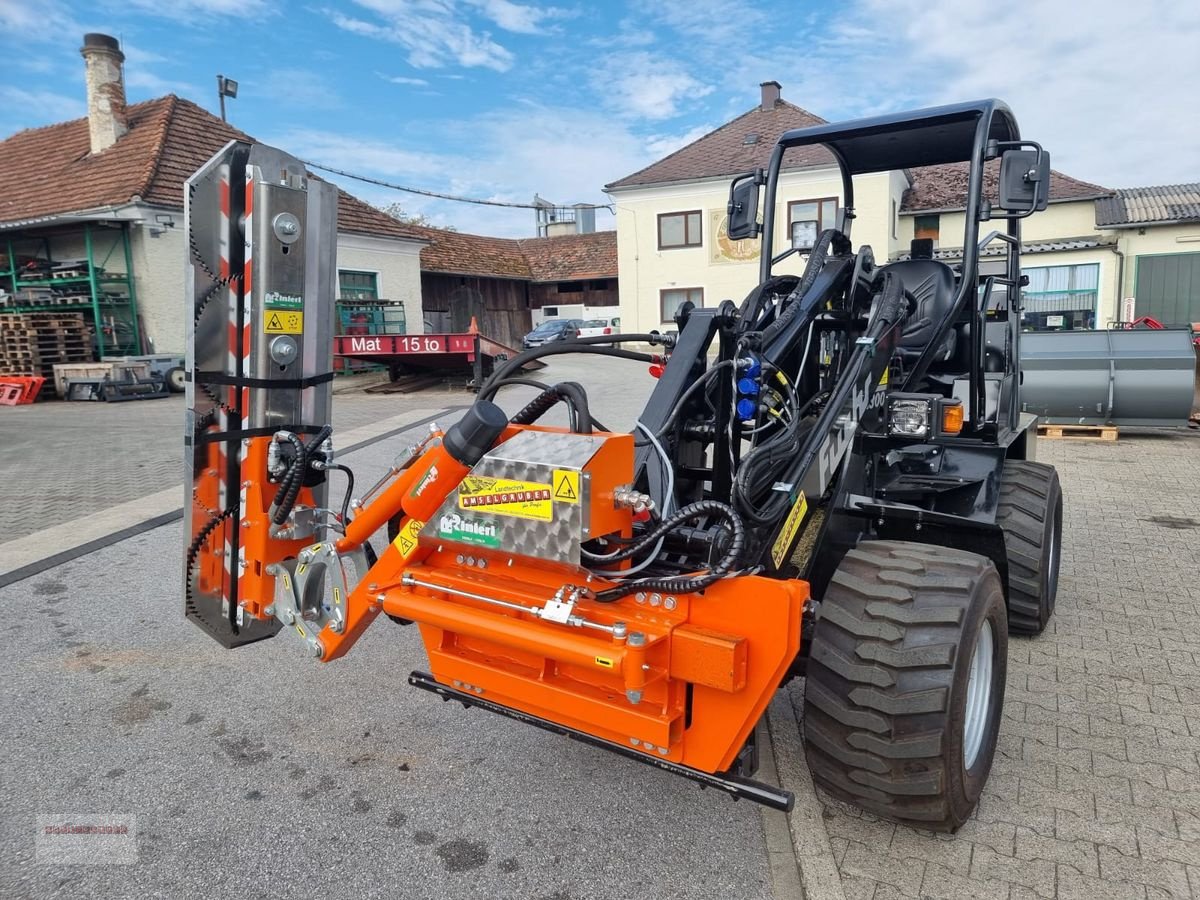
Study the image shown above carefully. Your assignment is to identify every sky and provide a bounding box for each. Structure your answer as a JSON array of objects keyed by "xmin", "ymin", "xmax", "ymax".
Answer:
[{"xmin": 1, "ymin": 0, "xmax": 1197, "ymax": 238}]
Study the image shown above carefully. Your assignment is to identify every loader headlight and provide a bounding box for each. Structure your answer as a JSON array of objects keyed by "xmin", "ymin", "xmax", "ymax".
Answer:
[{"xmin": 888, "ymin": 397, "xmax": 931, "ymax": 438}]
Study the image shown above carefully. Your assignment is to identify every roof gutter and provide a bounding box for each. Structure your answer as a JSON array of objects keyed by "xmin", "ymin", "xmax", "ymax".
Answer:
[
  {"xmin": 0, "ymin": 202, "xmax": 148, "ymax": 231},
  {"xmin": 1096, "ymin": 218, "xmax": 1200, "ymax": 230},
  {"xmin": 899, "ymin": 194, "xmax": 1111, "ymax": 216}
]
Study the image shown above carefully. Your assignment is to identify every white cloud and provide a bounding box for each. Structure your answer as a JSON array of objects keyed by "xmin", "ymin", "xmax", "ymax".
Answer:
[
  {"xmin": 328, "ymin": 1, "xmax": 515, "ymax": 71},
  {"xmin": 465, "ymin": 0, "xmax": 570, "ymax": 35},
  {"xmin": 124, "ymin": 0, "xmax": 274, "ymax": 19},
  {"xmin": 790, "ymin": 0, "xmax": 1200, "ymax": 187},
  {"xmin": 645, "ymin": 123, "xmax": 717, "ymax": 159},
  {"xmin": 0, "ymin": 86, "xmax": 86, "ymax": 125},
  {"xmin": 379, "ymin": 73, "xmax": 431, "ymax": 87},
  {"xmin": 594, "ymin": 52, "xmax": 714, "ymax": 121}
]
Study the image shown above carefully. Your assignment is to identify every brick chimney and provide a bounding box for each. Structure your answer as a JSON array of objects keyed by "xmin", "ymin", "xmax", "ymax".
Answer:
[
  {"xmin": 760, "ymin": 80, "xmax": 781, "ymax": 111},
  {"xmin": 80, "ymin": 33, "xmax": 128, "ymax": 154}
]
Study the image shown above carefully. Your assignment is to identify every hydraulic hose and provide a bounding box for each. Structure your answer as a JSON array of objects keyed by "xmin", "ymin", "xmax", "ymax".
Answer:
[
  {"xmin": 482, "ymin": 336, "xmax": 665, "ymax": 399},
  {"xmin": 757, "ymin": 228, "xmax": 836, "ymax": 346},
  {"xmin": 591, "ymin": 500, "xmax": 745, "ymax": 602},
  {"xmin": 272, "ymin": 425, "xmax": 332, "ymax": 526},
  {"xmin": 510, "ymin": 381, "xmax": 593, "ymax": 433}
]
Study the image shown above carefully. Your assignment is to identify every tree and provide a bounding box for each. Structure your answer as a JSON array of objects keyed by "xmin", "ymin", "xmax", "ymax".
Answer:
[{"xmin": 377, "ymin": 201, "xmax": 457, "ymax": 231}]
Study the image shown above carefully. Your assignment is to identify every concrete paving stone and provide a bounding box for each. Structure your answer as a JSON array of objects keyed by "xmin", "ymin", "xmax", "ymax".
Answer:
[
  {"xmin": 1098, "ymin": 846, "xmax": 1192, "ymax": 899},
  {"xmin": 1125, "ymin": 739, "xmax": 1199, "ymax": 774},
  {"xmin": 952, "ymin": 819, "xmax": 1017, "ymax": 857},
  {"xmin": 838, "ymin": 841, "xmax": 925, "ymax": 897},
  {"xmin": 1136, "ymin": 828, "xmax": 1200, "ymax": 868},
  {"xmin": 920, "ymin": 861, "xmax": 1011, "ymax": 900},
  {"xmin": 1015, "ymin": 826, "xmax": 1100, "ymax": 877},
  {"xmin": 1018, "ymin": 779, "xmax": 1096, "ymax": 819},
  {"xmin": 969, "ymin": 847, "xmax": 1057, "ymax": 898},
  {"xmin": 1056, "ymin": 866, "xmax": 1149, "ymax": 900},
  {"xmin": 1092, "ymin": 754, "xmax": 1167, "ymax": 787},
  {"xmin": 1102, "ymin": 790, "xmax": 1182, "ymax": 837},
  {"xmin": 888, "ymin": 825, "xmax": 973, "ymax": 875},
  {"xmin": 824, "ymin": 812, "xmax": 897, "ymax": 849},
  {"xmin": 839, "ymin": 873, "xmax": 877, "ymax": 900},
  {"xmin": 1058, "ymin": 728, "xmax": 1127, "ymax": 759}
]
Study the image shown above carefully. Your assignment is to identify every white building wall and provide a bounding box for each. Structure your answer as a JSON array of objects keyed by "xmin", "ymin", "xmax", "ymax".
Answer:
[{"xmin": 335, "ymin": 233, "xmax": 426, "ymax": 334}]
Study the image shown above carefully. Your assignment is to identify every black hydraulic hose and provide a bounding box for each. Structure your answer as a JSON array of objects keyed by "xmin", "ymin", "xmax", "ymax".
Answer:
[
  {"xmin": 509, "ymin": 381, "xmax": 593, "ymax": 433},
  {"xmin": 271, "ymin": 432, "xmax": 306, "ymax": 515},
  {"xmin": 482, "ymin": 337, "xmax": 664, "ymax": 399},
  {"xmin": 272, "ymin": 425, "xmax": 332, "ymax": 526},
  {"xmin": 591, "ymin": 500, "xmax": 745, "ymax": 602}
]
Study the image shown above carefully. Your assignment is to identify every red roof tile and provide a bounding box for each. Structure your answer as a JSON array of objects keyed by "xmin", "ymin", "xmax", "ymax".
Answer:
[
  {"xmin": 0, "ymin": 94, "xmax": 423, "ymax": 241},
  {"xmin": 902, "ymin": 160, "xmax": 1110, "ymax": 212},
  {"xmin": 606, "ymin": 100, "xmax": 830, "ymax": 190},
  {"xmin": 411, "ymin": 226, "xmax": 616, "ymax": 282}
]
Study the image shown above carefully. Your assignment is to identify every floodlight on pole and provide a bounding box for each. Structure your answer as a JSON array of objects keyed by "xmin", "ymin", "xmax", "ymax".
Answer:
[{"xmin": 217, "ymin": 74, "xmax": 238, "ymax": 122}]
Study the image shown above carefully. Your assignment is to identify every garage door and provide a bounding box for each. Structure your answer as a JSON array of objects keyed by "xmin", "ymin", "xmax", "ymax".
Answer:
[{"xmin": 1134, "ymin": 252, "xmax": 1200, "ymax": 327}]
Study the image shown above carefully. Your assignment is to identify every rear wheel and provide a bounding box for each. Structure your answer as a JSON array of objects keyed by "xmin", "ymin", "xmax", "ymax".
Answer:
[
  {"xmin": 803, "ymin": 541, "xmax": 1008, "ymax": 831},
  {"xmin": 996, "ymin": 461, "xmax": 1062, "ymax": 635},
  {"xmin": 165, "ymin": 366, "xmax": 187, "ymax": 393}
]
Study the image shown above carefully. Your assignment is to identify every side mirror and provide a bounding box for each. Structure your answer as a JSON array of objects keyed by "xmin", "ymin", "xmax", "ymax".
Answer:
[
  {"xmin": 999, "ymin": 148, "xmax": 1051, "ymax": 213},
  {"xmin": 726, "ymin": 170, "xmax": 763, "ymax": 240}
]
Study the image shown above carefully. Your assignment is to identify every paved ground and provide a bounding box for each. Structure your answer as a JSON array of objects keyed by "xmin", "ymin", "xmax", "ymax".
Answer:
[
  {"xmin": 812, "ymin": 427, "xmax": 1200, "ymax": 900},
  {"xmin": 0, "ymin": 376, "xmax": 466, "ymax": 542},
  {"xmin": 1, "ymin": 353, "xmax": 1198, "ymax": 899}
]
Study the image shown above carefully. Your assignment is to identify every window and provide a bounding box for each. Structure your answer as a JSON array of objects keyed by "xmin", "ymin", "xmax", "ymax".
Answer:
[
  {"xmin": 338, "ymin": 270, "xmax": 378, "ymax": 301},
  {"xmin": 1021, "ymin": 263, "xmax": 1100, "ymax": 331},
  {"xmin": 914, "ymin": 214, "xmax": 940, "ymax": 241},
  {"xmin": 787, "ymin": 197, "xmax": 838, "ymax": 237},
  {"xmin": 658, "ymin": 211, "xmax": 702, "ymax": 249},
  {"xmin": 660, "ymin": 287, "xmax": 703, "ymax": 322},
  {"xmin": 557, "ymin": 282, "xmax": 584, "ymax": 294}
]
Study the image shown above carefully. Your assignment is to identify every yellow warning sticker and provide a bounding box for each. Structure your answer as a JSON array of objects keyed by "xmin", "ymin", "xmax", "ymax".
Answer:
[
  {"xmin": 878, "ymin": 368, "xmax": 889, "ymax": 387},
  {"xmin": 770, "ymin": 491, "xmax": 808, "ymax": 569},
  {"xmin": 265, "ymin": 310, "xmax": 304, "ymax": 334},
  {"xmin": 594, "ymin": 655, "xmax": 614, "ymax": 669},
  {"xmin": 458, "ymin": 476, "xmax": 552, "ymax": 521},
  {"xmin": 552, "ymin": 469, "xmax": 580, "ymax": 504},
  {"xmin": 391, "ymin": 518, "xmax": 425, "ymax": 560}
]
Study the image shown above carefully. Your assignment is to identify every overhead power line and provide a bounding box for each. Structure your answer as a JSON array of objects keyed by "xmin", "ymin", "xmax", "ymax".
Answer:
[{"xmin": 300, "ymin": 159, "xmax": 615, "ymax": 212}]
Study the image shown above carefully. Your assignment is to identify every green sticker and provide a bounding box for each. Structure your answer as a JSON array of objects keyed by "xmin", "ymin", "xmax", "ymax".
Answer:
[
  {"xmin": 437, "ymin": 513, "xmax": 501, "ymax": 549},
  {"xmin": 264, "ymin": 291, "xmax": 303, "ymax": 310}
]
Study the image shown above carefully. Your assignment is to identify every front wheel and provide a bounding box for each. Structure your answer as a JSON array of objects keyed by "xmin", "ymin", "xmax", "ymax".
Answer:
[
  {"xmin": 803, "ymin": 540, "xmax": 1008, "ymax": 831},
  {"xmin": 996, "ymin": 460, "xmax": 1062, "ymax": 635}
]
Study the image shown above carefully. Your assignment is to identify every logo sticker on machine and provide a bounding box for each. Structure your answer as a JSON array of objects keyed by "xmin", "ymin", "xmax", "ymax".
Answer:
[
  {"xmin": 770, "ymin": 491, "xmax": 808, "ymax": 569},
  {"xmin": 458, "ymin": 476, "xmax": 553, "ymax": 521},
  {"xmin": 264, "ymin": 310, "xmax": 304, "ymax": 334},
  {"xmin": 391, "ymin": 518, "xmax": 425, "ymax": 559},
  {"xmin": 264, "ymin": 291, "xmax": 303, "ymax": 310},
  {"xmin": 552, "ymin": 470, "xmax": 580, "ymax": 504},
  {"xmin": 438, "ymin": 513, "xmax": 501, "ymax": 548}
]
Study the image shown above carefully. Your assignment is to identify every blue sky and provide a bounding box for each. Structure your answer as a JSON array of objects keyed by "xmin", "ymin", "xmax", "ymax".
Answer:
[{"xmin": 2, "ymin": 0, "xmax": 1198, "ymax": 237}]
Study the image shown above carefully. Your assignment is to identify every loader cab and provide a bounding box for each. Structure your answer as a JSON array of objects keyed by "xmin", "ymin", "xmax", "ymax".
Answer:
[{"xmin": 726, "ymin": 99, "xmax": 1051, "ymax": 440}]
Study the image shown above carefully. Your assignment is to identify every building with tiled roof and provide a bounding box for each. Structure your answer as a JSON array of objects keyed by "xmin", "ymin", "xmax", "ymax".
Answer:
[
  {"xmin": 406, "ymin": 226, "xmax": 617, "ymax": 348},
  {"xmin": 0, "ymin": 34, "xmax": 427, "ymax": 357},
  {"xmin": 604, "ymin": 80, "xmax": 1199, "ymax": 333}
]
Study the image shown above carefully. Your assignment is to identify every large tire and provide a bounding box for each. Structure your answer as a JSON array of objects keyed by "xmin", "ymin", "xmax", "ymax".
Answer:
[
  {"xmin": 995, "ymin": 461, "xmax": 1062, "ymax": 635},
  {"xmin": 803, "ymin": 541, "xmax": 1008, "ymax": 831}
]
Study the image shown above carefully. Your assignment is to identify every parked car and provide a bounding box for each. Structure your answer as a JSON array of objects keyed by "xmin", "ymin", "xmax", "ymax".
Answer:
[
  {"xmin": 522, "ymin": 318, "xmax": 582, "ymax": 348},
  {"xmin": 577, "ymin": 316, "xmax": 621, "ymax": 338}
]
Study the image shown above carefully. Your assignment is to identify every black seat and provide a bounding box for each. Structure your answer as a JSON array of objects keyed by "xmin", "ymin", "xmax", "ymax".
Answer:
[{"xmin": 882, "ymin": 259, "xmax": 958, "ymax": 364}]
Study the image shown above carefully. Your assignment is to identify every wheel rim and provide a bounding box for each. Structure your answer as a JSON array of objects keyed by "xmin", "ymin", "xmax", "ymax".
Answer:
[
  {"xmin": 1046, "ymin": 510, "xmax": 1061, "ymax": 603},
  {"xmin": 963, "ymin": 618, "xmax": 995, "ymax": 770}
]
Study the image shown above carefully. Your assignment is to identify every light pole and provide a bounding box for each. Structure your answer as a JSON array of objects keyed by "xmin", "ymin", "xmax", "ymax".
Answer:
[{"xmin": 216, "ymin": 74, "xmax": 238, "ymax": 122}]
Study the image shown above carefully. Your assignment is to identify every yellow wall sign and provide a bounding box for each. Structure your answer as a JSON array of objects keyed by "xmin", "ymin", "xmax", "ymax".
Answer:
[
  {"xmin": 391, "ymin": 518, "xmax": 425, "ymax": 559},
  {"xmin": 770, "ymin": 491, "xmax": 808, "ymax": 569},
  {"xmin": 458, "ymin": 476, "xmax": 552, "ymax": 521},
  {"xmin": 265, "ymin": 310, "xmax": 304, "ymax": 333},
  {"xmin": 552, "ymin": 469, "xmax": 580, "ymax": 504}
]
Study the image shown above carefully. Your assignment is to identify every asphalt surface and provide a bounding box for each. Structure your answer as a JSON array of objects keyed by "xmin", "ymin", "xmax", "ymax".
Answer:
[{"xmin": 1, "ymin": 357, "xmax": 782, "ymax": 900}]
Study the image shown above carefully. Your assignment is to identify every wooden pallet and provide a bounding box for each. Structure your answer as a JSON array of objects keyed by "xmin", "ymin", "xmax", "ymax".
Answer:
[{"xmin": 1037, "ymin": 424, "xmax": 1119, "ymax": 441}]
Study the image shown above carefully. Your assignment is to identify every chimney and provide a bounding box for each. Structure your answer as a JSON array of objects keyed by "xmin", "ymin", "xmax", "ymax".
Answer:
[
  {"xmin": 80, "ymin": 33, "xmax": 128, "ymax": 154},
  {"xmin": 760, "ymin": 80, "xmax": 781, "ymax": 111}
]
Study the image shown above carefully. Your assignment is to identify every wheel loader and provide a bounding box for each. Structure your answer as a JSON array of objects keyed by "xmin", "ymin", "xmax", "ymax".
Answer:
[{"xmin": 184, "ymin": 99, "xmax": 1063, "ymax": 830}]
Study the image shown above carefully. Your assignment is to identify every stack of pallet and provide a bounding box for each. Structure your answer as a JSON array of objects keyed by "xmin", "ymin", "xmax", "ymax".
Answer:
[{"xmin": 0, "ymin": 312, "xmax": 95, "ymax": 385}]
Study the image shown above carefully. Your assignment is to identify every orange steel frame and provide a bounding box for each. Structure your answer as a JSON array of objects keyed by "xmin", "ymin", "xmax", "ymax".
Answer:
[{"xmin": 287, "ymin": 422, "xmax": 814, "ymax": 776}]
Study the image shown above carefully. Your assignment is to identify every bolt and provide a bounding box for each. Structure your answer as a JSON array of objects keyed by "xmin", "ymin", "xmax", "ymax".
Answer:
[
  {"xmin": 664, "ymin": 596, "xmax": 677, "ymax": 611},
  {"xmin": 240, "ymin": 519, "xmax": 251, "ymax": 528},
  {"xmin": 643, "ymin": 741, "xmax": 655, "ymax": 753},
  {"xmin": 626, "ymin": 689, "xmax": 642, "ymax": 705},
  {"xmin": 376, "ymin": 594, "xmax": 386, "ymax": 604},
  {"xmin": 465, "ymin": 556, "xmax": 475, "ymax": 567},
  {"xmin": 649, "ymin": 593, "xmax": 662, "ymax": 607},
  {"xmin": 281, "ymin": 608, "xmax": 295, "ymax": 625},
  {"xmin": 279, "ymin": 220, "xmax": 298, "ymax": 235},
  {"xmin": 310, "ymin": 642, "xmax": 323, "ymax": 659},
  {"xmin": 630, "ymin": 737, "xmax": 640, "ymax": 746},
  {"xmin": 635, "ymin": 592, "xmax": 646, "ymax": 604},
  {"xmin": 612, "ymin": 622, "xmax": 627, "ymax": 639},
  {"xmin": 264, "ymin": 605, "xmax": 276, "ymax": 616},
  {"xmin": 367, "ymin": 583, "xmax": 378, "ymax": 592},
  {"xmin": 476, "ymin": 557, "xmax": 487, "ymax": 569},
  {"xmin": 329, "ymin": 620, "xmax": 343, "ymax": 634},
  {"xmin": 456, "ymin": 554, "xmax": 465, "ymax": 565},
  {"xmin": 657, "ymin": 746, "xmax": 668, "ymax": 756},
  {"xmin": 627, "ymin": 631, "xmax": 646, "ymax": 647}
]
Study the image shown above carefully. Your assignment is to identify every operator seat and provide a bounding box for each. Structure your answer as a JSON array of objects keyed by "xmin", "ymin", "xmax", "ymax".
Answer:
[{"xmin": 883, "ymin": 256, "xmax": 958, "ymax": 366}]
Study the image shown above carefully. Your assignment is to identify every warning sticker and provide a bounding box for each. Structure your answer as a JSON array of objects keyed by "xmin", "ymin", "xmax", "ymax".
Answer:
[
  {"xmin": 552, "ymin": 469, "xmax": 580, "ymax": 504},
  {"xmin": 770, "ymin": 491, "xmax": 808, "ymax": 569},
  {"xmin": 458, "ymin": 476, "xmax": 552, "ymax": 521},
  {"xmin": 391, "ymin": 518, "xmax": 425, "ymax": 560},
  {"xmin": 264, "ymin": 310, "xmax": 304, "ymax": 334},
  {"xmin": 594, "ymin": 655, "xmax": 614, "ymax": 669}
]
